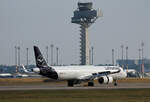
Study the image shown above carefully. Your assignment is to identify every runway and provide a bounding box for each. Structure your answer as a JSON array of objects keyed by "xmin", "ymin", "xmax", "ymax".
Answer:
[{"xmin": 0, "ymin": 83, "xmax": 150, "ymax": 90}]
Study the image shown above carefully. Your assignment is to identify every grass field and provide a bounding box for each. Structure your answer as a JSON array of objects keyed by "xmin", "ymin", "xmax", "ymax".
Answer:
[
  {"xmin": 0, "ymin": 78, "xmax": 150, "ymax": 83},
  {"xmin": 0, "ymin": 89, "xmax": 150, "ymax": 102}
]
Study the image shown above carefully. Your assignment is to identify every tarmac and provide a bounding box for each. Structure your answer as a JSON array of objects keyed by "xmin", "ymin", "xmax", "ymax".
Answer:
[{"xmin": 0, "ymin": 83, "xmax": 150, "ymax": 90}]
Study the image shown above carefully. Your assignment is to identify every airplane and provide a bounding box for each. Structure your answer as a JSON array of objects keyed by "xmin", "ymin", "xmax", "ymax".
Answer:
[
  {"xmin": 33, "ymin": 46, "xmax": 127, "ymax": 87},
  {"xmin": 0, "ymin": 73, "xmax": 13, "ymax": 78},
  {"xmin": 124, "ymin": 69, "xmax": 140, "ymax": 77},
  {"xmin": 16, "ymin": 73, "xmax": 29, "ymax": 78},
  {"xmin": 22, "ymin": 64, "xmax": 34, "ymax": 74},
  {"xmin": 21, "ymin": 64, "xmax": 42, "ymax": 78}
]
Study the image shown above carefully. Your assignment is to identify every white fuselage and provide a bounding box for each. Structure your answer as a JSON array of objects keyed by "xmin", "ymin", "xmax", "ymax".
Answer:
[{"xmin": 51, "ymin": 66, "xmax": 127, "ymax": 80}]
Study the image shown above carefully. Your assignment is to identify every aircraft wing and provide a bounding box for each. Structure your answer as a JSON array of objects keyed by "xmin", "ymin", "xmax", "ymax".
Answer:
[
  {"xmin": 77, "ymin": 69, "xmax": 121, "ymax": 81},
  {"xmin": 77, "ymin": 74, "xmax": 95, "ymax": 81},
  {"xmin": 96, "ymin": 69, "xmax": 121, "ymax": 77}
]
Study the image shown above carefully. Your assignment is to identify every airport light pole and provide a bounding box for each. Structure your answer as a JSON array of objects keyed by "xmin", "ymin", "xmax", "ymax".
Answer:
[
  {"xmin": 89, "ymin": 49, "xmax": 91, "ymax": 65},
  {"xmin": 50, "ymin": 44, "xmax": 54, "ymax": 66},
  {"xmin": 15, "ymin": 46, "xmax": 17, "ymax": 66},
  {"xmin": 121, "ymin": 45, "xmax": 124, "ymax": 68},
  {"xmin": 17, "ymin": 46, "xmax": 20, "ymax": 74},
  {"xmin": 91, "ymin": 46, "xmax": 94, "ymax": 65},
  {"xmin": 46, "ymin": 46, "xmax": 49, "ymax": 64},
  {"xmin": 15, "ymin": 46, "xmax": 18, "ymax": 74},
  {"xmin": 112, "ymin": 49, "xmax": 114, "ymax": 66},
  {"xmin": 126, "ymin": 46, "xmax": 128, "ymax": 72},
  {"xmin": 26, "ymin": 48, "xmax": 29, "ymax": 68},
  {"xmin": 141, "ymin": 42, "xmax": 144, "ymax": 77},
  {"xmin": 138, "ymin": 48, "xmax": 141, "ymax": 73},
  {"xmin": 138, "ymin": 48, "xmax": 141, "ymax": 61},
  {"xmin": 56, "ymin": 47, "xmax": 59, "ymax": 66}
]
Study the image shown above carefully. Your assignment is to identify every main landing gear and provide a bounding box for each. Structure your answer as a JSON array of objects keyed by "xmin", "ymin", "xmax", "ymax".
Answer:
[
  {"xmin": 114, "ymin": 79, "xmax": 118, "ymax": 86},
  {"xmin": 88, "ymin": 82, "xmax": 94, "ymax": 86},
  {"xmin": 67, "ymin": 80, "xmax": 74, "ymax": 87}
]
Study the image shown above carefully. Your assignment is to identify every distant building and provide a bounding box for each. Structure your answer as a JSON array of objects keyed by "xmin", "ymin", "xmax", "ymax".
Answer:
[{"xmin": 116, "ymin": 59, "xmax": 150, "ymax": 72}]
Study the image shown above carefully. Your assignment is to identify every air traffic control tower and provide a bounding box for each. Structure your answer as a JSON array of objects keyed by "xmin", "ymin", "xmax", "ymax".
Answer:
[{"xmin": 72, "ymin": 2, "xmax": 103, "ymax": 65}]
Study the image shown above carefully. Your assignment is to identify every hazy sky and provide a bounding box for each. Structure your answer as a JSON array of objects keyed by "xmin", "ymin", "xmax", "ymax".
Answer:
[{"xmin": 0, "ymin": 0, "xmax": 150, "ymax": 65}]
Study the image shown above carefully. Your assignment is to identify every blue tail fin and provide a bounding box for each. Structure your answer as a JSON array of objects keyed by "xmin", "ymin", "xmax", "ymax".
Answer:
[{"xmin": 33, "ymin": 46, "xmax": 48, "ymax": 68}]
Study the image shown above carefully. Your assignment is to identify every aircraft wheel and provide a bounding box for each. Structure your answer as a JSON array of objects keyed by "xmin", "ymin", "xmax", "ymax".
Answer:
[
  {"xmin": 68, "ymin": 80, "xmax": 74, "ymax": 87},
  {"xmin": 88, "ymin": 82, "xmax": 94, "ymax": 86},
  {"xmin": 114, "ymin": 83, "xmax": 117, "ymax": 86},
  {"xmin": 114, "ymin": 79, "xmax": 117, "ymax": 86}
]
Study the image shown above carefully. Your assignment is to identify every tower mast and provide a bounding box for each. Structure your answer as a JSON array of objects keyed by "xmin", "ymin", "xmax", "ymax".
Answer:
[{"xmin": 72, "ymin": 2, "xmax": 103, "ymax": 65}]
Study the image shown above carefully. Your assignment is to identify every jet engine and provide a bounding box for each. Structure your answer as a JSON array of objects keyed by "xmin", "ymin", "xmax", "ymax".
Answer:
[
  {"xmin": 98, "ymin": 76, "xmax": 113, "ymax": 84},
  {"xmin": 32, "ymin": 68, "xmax": 40, "ymax": 73}
]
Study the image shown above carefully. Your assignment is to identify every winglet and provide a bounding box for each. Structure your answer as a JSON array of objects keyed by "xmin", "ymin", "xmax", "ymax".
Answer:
[{"xmin": 21, "ymin": 64, "xmax": 29, "ymax": 73}]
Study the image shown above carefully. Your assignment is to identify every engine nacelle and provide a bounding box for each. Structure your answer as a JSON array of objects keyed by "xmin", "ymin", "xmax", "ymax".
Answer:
[
  {"xmin": 98, "ymin": 76, "xmax": 113, "ymax": 84},
  {"xmin": 32, "ymin": 68, "xmax": 40, "ymax": 73}
]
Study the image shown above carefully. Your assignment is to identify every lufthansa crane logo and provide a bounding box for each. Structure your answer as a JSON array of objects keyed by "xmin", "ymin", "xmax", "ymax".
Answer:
[{"xmin": 37, "ymin": 55, "xmax": 44, "ymax": 66}]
